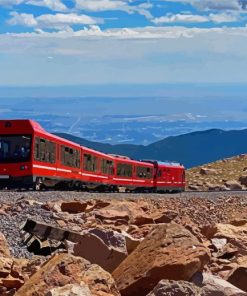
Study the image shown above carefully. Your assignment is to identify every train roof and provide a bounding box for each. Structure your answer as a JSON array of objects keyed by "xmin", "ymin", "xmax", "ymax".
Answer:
[
  {"xmin": 82, "ymin": 146, "xmax": 115, "ymax": 159},
  {"xmin": 141, "ymin": 159, "xmax": 184, "ymax": 168}
]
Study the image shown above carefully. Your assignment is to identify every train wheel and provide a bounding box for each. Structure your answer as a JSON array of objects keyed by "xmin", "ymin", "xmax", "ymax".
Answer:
[{"xmin": 34, "ymin": 178, "xmax": 43, "ymax": 191}]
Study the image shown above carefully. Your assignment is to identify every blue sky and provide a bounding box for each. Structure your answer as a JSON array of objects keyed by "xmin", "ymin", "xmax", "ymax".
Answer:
[{"xmin": 1, "ymin": 0, "xmax": 247, "ymax": 86}]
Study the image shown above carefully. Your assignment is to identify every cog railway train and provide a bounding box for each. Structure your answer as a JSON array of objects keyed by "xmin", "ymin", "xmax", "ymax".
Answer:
[{"xmin": 0, "ymin": 120, "xmax": 185, "ymax": 192}]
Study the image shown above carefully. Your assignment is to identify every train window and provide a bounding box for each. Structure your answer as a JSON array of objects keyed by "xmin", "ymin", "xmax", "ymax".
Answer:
[
  {"xmin": 34, "ymin": 137, "xmax": 39, "ymax": 160},
  {"xmin": 157, "ymin": 169, "xmax": 162, "ymax": 178},
  {"xmin": 34, "ymin": 137, "xmax": 56, "ymax": 164},
  {"xmin": 136, "ymin": 166, "xmax": 153, "ymax": 179},
  {"xmin": 61, "ymin": 145, "xmax": 80, "ymax": 168},
  {"xmin": 101, "ymin": 159, "xmax": 114, "ymax": 175},
  {"xmin": 83, "ymin": 153, "xmax": 97, "ymax": 172},
  {"xmin": 116, "ymin": 163, "xmax": 133, "ymax": 177},
  {"xmin": 0, "ymin": 135, "xmax": 32, "ymax": 163}
]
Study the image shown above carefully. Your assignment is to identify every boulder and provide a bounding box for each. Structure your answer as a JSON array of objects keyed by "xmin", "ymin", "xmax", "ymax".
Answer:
[
  {"xmin": 15, "ymin": 253, "xmax": 120, "ymax": 296},
  {"xmin": 45, "ymin": 284, "xmax": 92, "ymax": 296},
  {"xmin": 94, "ymin": 201, "xmax": 153, "ymax": 226},
  {"xmin": 152, "ymin": 210, "xmax": 178, "ymax": 224},
  {"xmin": 208, "ymin": 184, "xmax": 228, "ymax": 191},
  {"xmin": 239, "ymin": 175, "xmax": 247, "ymax": 186},
  {"xmin": 95, "ymin": 209, "xmax": 130, "ymax": 223},
  {"xmin": 192, "ymin": 272, "xmax": 246, "ymax": 296},
  {"xmin": 68, "ymin": 229, "xmax": 128, "ymax": 272},
  {"xmin": 1, "ymin": 276, "xmax": 24, "ymax": 289},
  {"xmin": 0, "ymin": 257, "xmax": 13, "ymax": 278},
  {"xmin": 202, "ymin": 223, "xmax": 247, "ymax": 255},
  {"xmin": 227, "ymin": 266, "xmax": 247, "ymax": 292},
  {"xmin": 0, "ymin": 233, "xmax": 11, "ymax": 257},
  {"xmin": 0, "ymin": 257, "xmax": 31, "ymax": 293},
  {"xmin": 61, "ymin": 201, "xmax": 87, "ymax": 214},
  {"xmin": 188, "ymin": 185, "xmax": 200, "ymax": 191},
  {"xmin": 200, "ymin": 168, "xmax": 217, "ymax": 175},
  {"xmin": 146, "ymin": 279, "xmax": 201, "ymax": 296},
  {"xmin": 224, "ymin": 181, "xmax": 243, "ymax": 190},
  {"xmin": 112, "ymin": 223, "xmax": 210, "ymax": 296}
]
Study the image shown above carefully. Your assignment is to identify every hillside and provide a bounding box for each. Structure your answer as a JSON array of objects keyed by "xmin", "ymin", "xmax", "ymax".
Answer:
[
  {"xmin": 55, "ymin": 128, "xmax": 247, "ymax": 168},
  {"xmin": 187, "ymin": 154, "xmax": 247, "ymax": 191}
]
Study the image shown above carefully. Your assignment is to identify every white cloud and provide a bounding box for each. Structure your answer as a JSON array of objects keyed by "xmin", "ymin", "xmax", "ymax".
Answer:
[
  {"xmin": 75, "ymin": 0, "xmax": 128, "ymax": 11},
  {"xmin": 161, "ymin": 0, "xmax": 242, "ymax": 11},
  {"xmin": 8, "ymin": 12, "xmax": 101, "ymax": 29},
  {"xmin": 0, "ymin": 0, "xmax": 67, "ymax": 11},
  {"xmin": 5, "ymin": 24, "xmax": 247, "ymax": 40},
  {"xmin": 0, "ymin": 0, "xmax": 24, "ymax": 5},
  {"xmin": 153, "ymin": 14, "xmax": 208, "ymax": 24},
  {"xmin": 27, "ymin": 0, "xmax": 67, "ymax": 11},
  {"xmin": 153, "ymin": 12, "xmax": 239, "ymax": 24},
  {"xmin": 8, "ymin": 12, "xmax": 37, "ymax": 26},
  {"xmin": 75, "ymin": 0, "xmax": 153, "ymax": 18},
  {"xmin": 209, "ymin": 12, "xmax": 239, "ymax": 23}
]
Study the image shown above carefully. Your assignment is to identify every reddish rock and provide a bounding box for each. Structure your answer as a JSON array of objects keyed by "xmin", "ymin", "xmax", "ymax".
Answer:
[
  {"xmin": 0, "ymin": 233, "xmax": 11, "ymax": 257},
  {"xmin": 69, "ymin": 229, "xmax": 128, "ymax": 272},
  {"xmin": 15, "ymin": 253, "xmax": 120, "ymax": 296},
  {"xmin": 227, "ymin": 266, "xmax": 247, "ymax": 292},
  {"xmin": 94, "ymin": 201, "xmax": 155, "ymax": 226},
  {"xmin": 45, "ymin": 284, "xmax": 92, "ymax": 296},
  {"xmin": 146, "ymin": 279, "xmax": 201, "ymax": 296},
  {"xmin": 152, "ymin": 210, "xmax": 178, "ymax": 224},
  {"xmin": 92, "ymin": 200, "xmax": 111, "ymax": 210},
  {"xmin": 231, "ymin": 219, "xmax": 247, "ymax": 226},
  {"xmin": 192, "ymin": 272, "xmax": 246, "ymax": 295},
  {"xmin": 132, "ymin": 214, "xmax": 154, "ymax": 226},
  {"xmin": 112, "ymin": 223, "xmax": 210, "ymax": 296},
  {"xmin": 202, "ymin": 223, "xmax": 247, "ymax": 254},
  {"xmin": 95, "ymin": 209, "xmax": 130, "ymax": 223},
  {"xmin": 0, "ymin": 257, "xmax": 13, "ymax": 278},
  {"xmin": 1, "ymin": 276, "xmax": 24, "ymax": 289},
  {"xmin": 61, "ymin": 201, "xmax": 87, "ymax": 214}
]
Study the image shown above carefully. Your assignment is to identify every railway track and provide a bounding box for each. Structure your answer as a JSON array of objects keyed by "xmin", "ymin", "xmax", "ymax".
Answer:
[{"xmin": 0, "ymin": 189, "xmax": 247, "ymax": 202}]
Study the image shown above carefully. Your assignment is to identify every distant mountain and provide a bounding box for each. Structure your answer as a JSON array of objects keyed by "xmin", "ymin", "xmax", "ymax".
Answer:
[{"xmin": 54, "ymin": 129, "xmax": 247, "ymax": 169}]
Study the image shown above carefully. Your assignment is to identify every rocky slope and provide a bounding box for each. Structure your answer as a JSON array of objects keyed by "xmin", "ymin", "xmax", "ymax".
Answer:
[
  {"xmin": 187, "ymin": 154, "xmax": 247, "ymax": 191},
  {"xmin": 1, "ymin": 192, "xmax": 247, "ymax": 295}
]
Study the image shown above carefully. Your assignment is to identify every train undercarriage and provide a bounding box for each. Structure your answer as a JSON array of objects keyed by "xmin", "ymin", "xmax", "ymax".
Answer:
[{"xmin": 0, "ymin": 175, "xmax": 184, "ymax": 193}]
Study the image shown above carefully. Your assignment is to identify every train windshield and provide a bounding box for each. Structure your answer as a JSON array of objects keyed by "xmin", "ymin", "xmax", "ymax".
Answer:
[{"xmin": 0, "ymin": 135, "xmax": 32, "ymax": 163}]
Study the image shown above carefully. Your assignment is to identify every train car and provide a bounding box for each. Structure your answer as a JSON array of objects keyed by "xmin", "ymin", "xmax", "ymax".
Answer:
[
  {"xmin": 111, "ymin": 155, "xmax": 154, "ymax": 192},
  {"xmin": 141, "ymin": 160, "xmax": 185, "ymax": 193},
  {"xmin": 0, "ymin": 120, "xmax": 34, "ymax": 188},
  {"xmin": 0, "ymin": 119, "xmax": 82, "ymax": 189},
  {"xmin": 155, "ymin": 161, "xmax": 185, "ymax": 192},
  {"xmin": 80, "ymin": 147, "xmax": 117, "ymax": 191}
]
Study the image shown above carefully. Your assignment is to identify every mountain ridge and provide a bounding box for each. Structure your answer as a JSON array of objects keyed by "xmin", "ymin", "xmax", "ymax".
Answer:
[{"xmin": 54, "ymin": 128, "xmax": 247, "ymax": 169}]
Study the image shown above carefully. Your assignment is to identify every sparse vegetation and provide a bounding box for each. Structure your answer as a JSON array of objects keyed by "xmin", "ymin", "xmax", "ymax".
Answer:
[{"xmin": 187, "ymin": 154, "xmax": 247, "ymax": 191}]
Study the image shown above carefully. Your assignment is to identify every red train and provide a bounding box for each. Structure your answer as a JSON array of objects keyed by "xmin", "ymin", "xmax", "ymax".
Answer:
[{"xmin": 0, "ymin": 120, "xmax": 185, "ymax": 192}]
